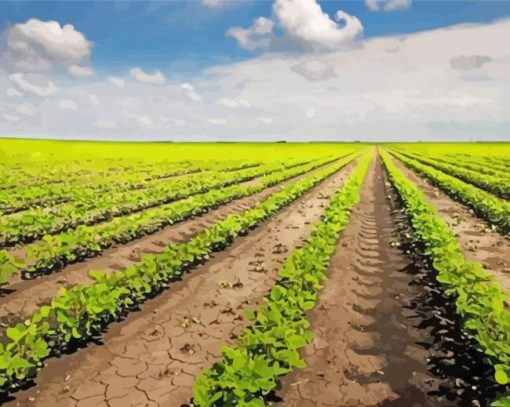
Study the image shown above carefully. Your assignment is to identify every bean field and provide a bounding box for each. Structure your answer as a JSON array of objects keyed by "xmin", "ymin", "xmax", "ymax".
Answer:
[{"xmin": 0, "ymin": 140, "xmax": 509, "ymax": 407}]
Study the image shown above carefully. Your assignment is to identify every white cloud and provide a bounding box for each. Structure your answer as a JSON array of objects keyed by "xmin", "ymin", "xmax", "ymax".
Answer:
[
  {"xmin": 450, "ymin": 55, "xmax": 493, "ymax": 71},
  {"xmin": 182, "ymin": 83, "xmax": 202, "ymax": 101},
  {"xmin": 227, "ymin": 17, "xmax": 274, "ymax": 50},
  {"xmin": 257, "ymin": 117, "xmax": 273, "ymax": 124},
  {"xmin": 187, "ymin": 91, "xmax": 202, "ymax": 101},
  {"xmin": 161, "ymin": 116, "xmax": 187, "ymax": 127},
  {"xmin": 108, "ymin": 76, "xmax": 126, "ymax": 88},
  {"xmin": 129, "ymin": 68, "xmax": 166, "ymax": 85},
  {"xmin": 3, "ymin": 19, "xmax": 93, "ymax": 72},
  {"xmin": 208, "ymin": 117, "xmax": 228, "ymax": 125},
  {"xmin": 6, "ymin": 87, "xmax": 23, "ymax": 97},
  {"xmin": 306, "ymin": 107, "xmax": 317, "ymax": 118},
  {"xmin": 291, "ymin": 59, "xmax": 336, "ymax": 81},
  {"xmin": 201, "ymin": 0, "xmax": 225, "ymax": 7},
  {"xmin": 68, "ymin": 65, "xmax": 95, "ymax": 77},
  {"xmin": 2, "ymin": 113, "xmax": 21, "ymax": 123},
  {"xmin": 1, "ymin": 18, "xmax": 509, "ymax": 141},
  {"xmin": 273, "ymin": 0, "xmax": 363, "ymax": 50},
  {"xmin": 136, "ymin": 115, "xmax": 154, "ymax": 127},
  {"xmin": 16, "ymin": 104, "xmax": 36, "ymax": 116},
  {"xmin": 366, "ymin": 0, "xmax": 411, "ymax": 11},
  {"xmin": 58, "ymin": 99, "xmax": 78, "ymax": 111},
  {"xmin": 217, "ymin": 97, "xmax": 251, "ymax": 108},
  {"xmin": 88, "ymin": 94, "xmax": 99, "ymax": 106},
  {"xmin": 95, "ymin": 119, "xmax": 117, "ymax": 129},
  {"xmin": 9, "ymin": 72, "xmax": 58, "ymax": 97}
]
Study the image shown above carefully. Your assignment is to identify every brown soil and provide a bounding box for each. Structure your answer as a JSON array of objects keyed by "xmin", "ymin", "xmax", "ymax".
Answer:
[
  {"xmin": 1, "ymin": 159, "xmax": 354, "ymax": 407},
  {"xmin": 277, "ymin": 157, "xmax": 448, "ymax": 407},
  {"xmin": 391, "ymin": 156, "xmax": 510, "ymax": 294},
  {"xmin": 0, "ymin": 161, "xmax": 352, "ymax": 335}
]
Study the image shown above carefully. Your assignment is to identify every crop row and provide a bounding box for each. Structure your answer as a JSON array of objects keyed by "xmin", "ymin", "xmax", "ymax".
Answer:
[
  {"xmin": 0, "ymin": 161, "xmax": 262, "ymax": 215},
  {"xmin": 0, "ymin": 154, "xmax": 356, "ymax": 287},
  {"xmin": 390, "ymin": 150, "xmax": 510, "ymax": 235},
  {"xmin": 0, "ymin": 158, "xmax": 320, "ymax": 247},
  {"xmin": 192, "ymin": 152, "xmax": 372, "ymax": 407},
  {"xmin": 381, "ymin": 150, "xmax": 510, "ymax": 405},
  {"xmin": 426, "ymin": 154, "xmax": 509, "ymax": 179},
  {"xmin": 396, "ymin": 151, "xmax": 510, "ymax": 199},
  {"xmin": 0, "ymin": 158, "xmax": 224, "ymax": 191},
  {"xmin": 0, "ymin": 151, "xmax": 360, "ymax": 394},
  {"xmin": 0, "ymin": 162, "xmax": 203, "ymax": 214}
]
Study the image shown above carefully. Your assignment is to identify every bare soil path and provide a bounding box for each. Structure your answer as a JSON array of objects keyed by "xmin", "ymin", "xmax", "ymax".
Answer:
[
  {"xmin": 0, "ymin": 161, "xmax": 353, "ymax": 334},
  {"xmin": 277, "ymin": 157, "xmax": 448, "ymax": 407},
  {"xmin": 2, "ymin": 159, "xmax": 354, "ymax": 407},
  {"xmin": 391, "ymin": 155, "xmax": 510, "ymax": 294}
]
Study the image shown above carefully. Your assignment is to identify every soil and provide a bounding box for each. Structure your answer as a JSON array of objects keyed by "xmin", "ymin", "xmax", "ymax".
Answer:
[
  {"xmin": 391, "ymin": 156, "xmax": 510, "ymax": 294},
  {"xmin": 276, "ymin": 156, "xmax": 504, "ymax": 406},
  {"xmin": 1, "ymin": 158, "xmax": 354, "ymax": 407},
  {"xmin": 0, "ymin": 160, "xmax": 352, "ymax": 335},
  {"xmin": 277, "ymin": 156, "xmax": 445, "ymax": 406}
]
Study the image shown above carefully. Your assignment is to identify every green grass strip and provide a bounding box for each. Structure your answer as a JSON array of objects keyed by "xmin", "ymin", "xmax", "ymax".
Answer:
[
  {"xmin": 191, "ymin": 151, "xmax": 372, "ymax": 407},
  {"xmin": 380, "ymin": 149, "xmax": 510, "ymax": 405}
]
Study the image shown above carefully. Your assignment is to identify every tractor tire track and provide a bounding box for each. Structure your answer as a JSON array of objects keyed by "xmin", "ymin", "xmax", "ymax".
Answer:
[{"xmin": 278, "ymin": 156, "xmax": 449, "ymax": 406}]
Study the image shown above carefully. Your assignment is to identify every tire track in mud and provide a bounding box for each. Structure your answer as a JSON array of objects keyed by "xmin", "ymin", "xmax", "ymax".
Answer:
[
  {"xmin": 1, "ymin": 159, "xmax": 356, "ymax": 407},
  {"xmin": 0, "ymin": 161, "xmax": 354, "ymax": 336},
  {"xmin": 278, "ymin": 157, "xmax": 449, "ymax": 406},
  {"xmin": 391, "ymin": 156, "xmax": 510, "ymax": 295}
]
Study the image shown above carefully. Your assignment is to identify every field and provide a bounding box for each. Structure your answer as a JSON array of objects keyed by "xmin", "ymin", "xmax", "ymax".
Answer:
[{"xmin": 0, "ymin": 139, "xmax": 509, "ymax": 407}]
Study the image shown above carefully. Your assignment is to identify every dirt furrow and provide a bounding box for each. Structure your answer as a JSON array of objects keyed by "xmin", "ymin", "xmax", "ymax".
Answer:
[
  {"xmin": 2, "ymin": 159, "xmax": 355, "ymax": 407},
  {"xmin": 278, "ymin": 157, "xmax": 449, "ymax": 406},
  {"xmin": 0, "ymin": 162, "xmax": 353, "ymax": 333},
  {"xmin": 391, "ymin": 155, "xmax": 510, "ymax": 294}
]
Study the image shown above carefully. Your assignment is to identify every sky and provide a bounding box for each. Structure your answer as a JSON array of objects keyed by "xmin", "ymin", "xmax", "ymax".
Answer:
[{"xmin": 0, "ymin": 0, "xmax": 509, "ymax": 141}]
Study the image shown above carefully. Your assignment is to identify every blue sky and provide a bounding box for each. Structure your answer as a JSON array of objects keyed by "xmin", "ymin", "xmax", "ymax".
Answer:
[
  {"xmin": 2, "ymin": 1, "xmax": 510, "ymax": 75},
  {"xmin": 0, "ymin": 0, "xmax": 510, "ymax": 141}
]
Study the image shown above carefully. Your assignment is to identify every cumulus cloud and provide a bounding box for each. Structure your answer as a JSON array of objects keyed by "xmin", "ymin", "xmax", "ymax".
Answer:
[
  {"xmin": 88, "ymin": 94, "xmax": 99, "ymax": 106},
  {"xmin": 227, "ymin": 17, "xmax": 274, "ymax": 50},
  {"xmin": 108, "ymin": 76, "xmax": 126, "ymax": 88},
  {"xmin": 273, "ymin": 0, "xmax": 363, "ymax": 50},
  {"xmin": 257, "ymin": 117, "xmax": 273, "ymax": 124},
  {"xmin": 2, "ymin": 19, "xmax": 93, "ymax": 73},
  {"xmin": 58, "ymin": 99, "xmax": 78, "ymax": 111},
  {"xmin": 0, "ymin": 18, "xmax": 509, "ymax": 141},
  {"xmin": 16, "ymin": 104, "xmax": 37, "ymax": 116},
  {"xmin": 366, "ymin": 0, "xmax": 411, "ymax": 11},
  {"xmin": 68, "ymin": 65, "xmax": 95, "ymax": 77},
  {"xmin": 6, "ymin": 87, "xmax": 23, "ymax": 97},
  {"xmin": 208, "ymin": 117, "xmax": 228, "ymax": 125},
  {"xmin": 95, "ymin": 119, "xmax": 117, "ymax": 129},
  {"xmin": 201, "ymin": 0, "xmax": 226, "ymax": 7},
  {"xmin": 161, "ymin": 116, "xmax": 187, "ymax": 127},
  {"xmin": 2, "ymin": 113, "xmax": 21, "ymax": 123},
  {"xmin": 129, "ymin": 68, "xmax": 166, "ymax": 85},
  {"xmin": 450, "ymin": 55, "xmax": 493, "ymax": 71},
  {"xmin": 305, "ymin": 107, "xmax": 317, "ymax": 118},
  {"xmin": 136, "ymin": 115, "xmax": 154, "ymax": 127},
  {"xmin": 9, "ymin": 72, "xmax": 58, "ymax": 97},
  {"xmin": 182, "ymin": 83, "xmax": 202, "ymax": 101},
  {"xmin": 291, "ymin": 59, "xmax": 336, "ymax": 81},
  {"xmin": 217, "ymin": 98, "xmax": 251, "ymax": 108}
]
